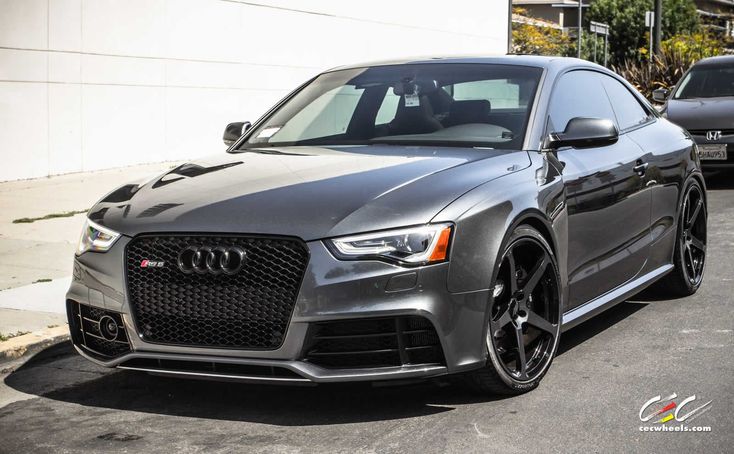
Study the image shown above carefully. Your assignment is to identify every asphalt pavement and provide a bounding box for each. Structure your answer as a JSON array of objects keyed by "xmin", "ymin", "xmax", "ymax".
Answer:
[{"xmin": 0, "ymin": 173, "xmax": 732, "ymax": 454}]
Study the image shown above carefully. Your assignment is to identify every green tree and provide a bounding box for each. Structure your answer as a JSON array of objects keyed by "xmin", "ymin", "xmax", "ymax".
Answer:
[
  {"xmin": 587, "ymin": 0, "xmax": 700, "ymax": 65},
  {"xmin": 662, "ymin": 0, "xmax": 700, "ymax": 37}
]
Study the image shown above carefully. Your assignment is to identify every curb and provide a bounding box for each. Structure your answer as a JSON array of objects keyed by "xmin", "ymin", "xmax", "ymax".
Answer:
[{"xmin": 0, "ymin": 325, "xmax": 70, "ymax": 368}]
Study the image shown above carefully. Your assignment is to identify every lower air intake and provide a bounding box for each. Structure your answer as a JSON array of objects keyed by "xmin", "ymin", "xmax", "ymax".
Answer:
[
  {"xmin": 303, "ymin": 316, "xmax": 445, "ymax": 369},
  {"xmin": 67, "ymin": 301, "xmax": 131, "ymax": 359}
]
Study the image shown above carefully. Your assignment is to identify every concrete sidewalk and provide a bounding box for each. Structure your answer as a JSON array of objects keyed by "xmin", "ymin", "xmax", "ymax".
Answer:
[{"xmin": 0, "ymin": 162, "xmax": 178, "ymax": 360}]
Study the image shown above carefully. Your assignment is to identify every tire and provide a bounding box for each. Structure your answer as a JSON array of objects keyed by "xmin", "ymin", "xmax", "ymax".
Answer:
[
  {"xmin": 465, "ymin": 226, "xmax": 562, "ymax": 395},
  {"xmin": 652, "ymin": 178, "xmax": 707, "ymax": 297}
]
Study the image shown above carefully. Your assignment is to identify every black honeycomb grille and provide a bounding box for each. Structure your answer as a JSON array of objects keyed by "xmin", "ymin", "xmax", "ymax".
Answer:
[{"xmin": 126, "ymin": 235, "xmax": 309, "ymax": 349}]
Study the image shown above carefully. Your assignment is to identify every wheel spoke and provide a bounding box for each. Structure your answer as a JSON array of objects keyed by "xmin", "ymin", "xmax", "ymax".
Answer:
[
  {"xmin": 687, "ymin": 198, "xmax": 703, "ymax": 227},
  {"xmin": 506, "ymin": 249, "xmax": 518, "ymax": 294},
  {"xmin": 686, "ymin": 245, "xmax": 695, "ymax": 274},
  {"xmin": 526, "ymin": 310, "xmax": 556, "ymax": 336},
  {"xmin": 690, "ymin": 235, "xmax": 706, "ymax": 253},
  {"xmin": 493, "ymin": 307, "xmax": 512, "ymax": 329},
  {"xmin": 514, "ymin": 326, "xmax": 527, "ymax": 378},
  {"xmin": 523, "ymin": 254, "xmax": 549, "ymax": 294}
]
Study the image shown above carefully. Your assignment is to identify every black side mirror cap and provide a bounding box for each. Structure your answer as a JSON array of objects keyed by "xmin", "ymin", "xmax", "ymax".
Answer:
[
  {"xmin": 543, "ymin": 117, "xmax": 619, "ymax": 151},
  {"xmin": 223, "ymin": 121, "xmax": 251, "ymax": 147},
  {"xmin": 652, "ymin": 88, "xmax": 670, "ymax": 103}
]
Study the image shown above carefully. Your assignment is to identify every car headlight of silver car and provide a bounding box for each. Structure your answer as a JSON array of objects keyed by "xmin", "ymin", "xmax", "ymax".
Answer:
[
  {"xmin": 327, "ymin": 223, "xmax": 453, "ymax": 265},
  {"xmin": 76, "ymin": 218, "xmax": 121, "ymax": 255}
]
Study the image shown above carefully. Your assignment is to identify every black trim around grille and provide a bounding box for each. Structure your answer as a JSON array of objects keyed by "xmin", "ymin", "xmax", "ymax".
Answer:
[
  {"xmin": 67, "ymin": 300, "xmax": 131, "ymax": 359},
  {"xmin": 688, "ymin": 129, "xmax": 734, "ymax": 136},
  {"xmin": 125, "ymin": 234, "xmax": 309, "ymax": 350},
  {"xmin": 303, "ymin": 316, "xmax": 445, "ymax": 369}
]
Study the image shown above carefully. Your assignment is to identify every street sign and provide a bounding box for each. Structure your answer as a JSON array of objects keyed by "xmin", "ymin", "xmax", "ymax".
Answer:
[
  {"xmin": 645, "ymin": 11, "xmax": 655, "ymax": 27},
  {"xmin": 590, "ymin": 21, "xmax": 609, "ymax": 36}
]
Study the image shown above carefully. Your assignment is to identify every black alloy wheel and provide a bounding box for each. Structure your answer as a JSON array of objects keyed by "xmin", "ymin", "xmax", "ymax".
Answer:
[
  {"xmin": 466, "ymin": 226, "xmax": 561, "ymax": 395},
  {"xmin": 655, "ymin": 179, "xmax": 707, "ymax": 296},
  {"xmin": 680, "ymin": 183, "xmax": 706, "ymax": 287}
]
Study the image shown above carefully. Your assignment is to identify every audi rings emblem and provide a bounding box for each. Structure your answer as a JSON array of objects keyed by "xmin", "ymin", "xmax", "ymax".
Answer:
[{"xmin": 177, "ymin": 246, "xmax": 246, "ymax": 275}]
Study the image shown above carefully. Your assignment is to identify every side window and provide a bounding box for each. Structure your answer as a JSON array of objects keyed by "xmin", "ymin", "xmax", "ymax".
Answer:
[
  {"xmin": 547, "ymin": 70, "xmax": 616, "ymax": 133},
  {"xmin": 600, "ymin": 76, "xmax": 650, "ymax": 130}
]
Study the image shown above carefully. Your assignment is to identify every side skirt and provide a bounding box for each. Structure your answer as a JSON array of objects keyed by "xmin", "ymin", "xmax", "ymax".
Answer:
[{"xmin": 561, "ymin": 264, "xmax": 674, "ymax": 332}]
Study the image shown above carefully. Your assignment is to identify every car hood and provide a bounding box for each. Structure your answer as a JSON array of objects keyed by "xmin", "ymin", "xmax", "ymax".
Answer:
[
  {"xmin": 665, "ymin": 97, "xmax": 734, "ymax": 130},
  {"xmin": 90, "ymin": 145, "xmax": 530, "ymax": 240}
]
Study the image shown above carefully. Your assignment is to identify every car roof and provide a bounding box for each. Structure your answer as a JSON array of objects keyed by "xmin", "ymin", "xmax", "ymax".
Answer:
[
  {"xmin": 325, "ymin": 54, "xmax": 602, "ymax": 73},
  {"xmin": 693, "ymin": 54, "xmax": 734, "ymax": 68}
]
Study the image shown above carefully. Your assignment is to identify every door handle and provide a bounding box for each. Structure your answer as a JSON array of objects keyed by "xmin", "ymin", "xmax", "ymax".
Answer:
[{"xmin": 633, "ymin": 162, "xmax": 648, "ymax": 176}]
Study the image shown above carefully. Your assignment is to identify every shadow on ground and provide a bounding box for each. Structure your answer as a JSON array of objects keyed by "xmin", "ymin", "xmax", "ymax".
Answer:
[{"xmin": 4, "ymin": 300, "xmax": 649, "ymax": 426}]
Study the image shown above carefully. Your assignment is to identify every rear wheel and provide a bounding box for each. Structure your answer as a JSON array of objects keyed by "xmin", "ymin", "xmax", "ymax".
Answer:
[
  {"xmin": 465, "ymin": 226, "xmax": 561, "ymax": 395},
  {"xmin": 654, "ymin": 179, "xmax": 707, "ymax": 297}
]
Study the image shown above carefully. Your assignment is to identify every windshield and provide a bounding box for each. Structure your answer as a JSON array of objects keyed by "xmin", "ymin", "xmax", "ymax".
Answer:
[
  {"xmin": 238, "ymin": 64, "xmax": 543, "ymax": 150},
  {"xmin": 675, "ymin": 65, "xmax": 734, "ymax": 99}
]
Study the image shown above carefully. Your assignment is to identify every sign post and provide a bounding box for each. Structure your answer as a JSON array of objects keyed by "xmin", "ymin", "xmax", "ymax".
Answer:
[
  {"xmin": 645, "ymin": 11, "xmax": 655, "ymax": 70},
  {"xmin": 589, "ymin": 21, "xmax": 610, "ymax": 66}
]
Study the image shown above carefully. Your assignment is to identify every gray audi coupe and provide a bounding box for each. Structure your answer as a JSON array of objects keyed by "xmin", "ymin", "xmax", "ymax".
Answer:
[{"xmin": 68, "ymin": 56, "xmax": 707, "ymax": 394}]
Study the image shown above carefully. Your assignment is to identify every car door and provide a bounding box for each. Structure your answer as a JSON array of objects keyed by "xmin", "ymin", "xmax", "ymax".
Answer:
[{"xmin": 548, "ymin": 70, "xmax": 653, "ymax": 309}]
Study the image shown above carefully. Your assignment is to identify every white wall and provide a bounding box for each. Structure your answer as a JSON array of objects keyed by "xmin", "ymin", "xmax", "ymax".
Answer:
[{"xmin": 0, "ymin": 0, "xmax": 509, "ymax": 181}]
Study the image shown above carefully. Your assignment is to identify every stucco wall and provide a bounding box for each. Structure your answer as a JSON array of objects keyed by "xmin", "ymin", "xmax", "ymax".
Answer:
[{"xmin": 0, "ymin": 0, "xmax": 509, "ymax": 181}]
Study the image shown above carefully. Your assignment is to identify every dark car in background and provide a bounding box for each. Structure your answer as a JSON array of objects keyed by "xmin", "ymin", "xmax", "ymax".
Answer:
[
  {"xmin": 67, "ymin": 56, "xmax": 706, "ymax": 395},
  {"xmin": 654, "ymin": 55, "xmax": 734, "ymax": 169}
]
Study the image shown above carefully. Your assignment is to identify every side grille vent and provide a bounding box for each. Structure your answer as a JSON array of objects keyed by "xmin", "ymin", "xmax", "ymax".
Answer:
[
  {"xmin": 303, "ymin": 316, "xmax": 445, "ymax": 369},
  {"xmin": 67, "ymin": 301, "xmax": 131, "ymax": 359}
]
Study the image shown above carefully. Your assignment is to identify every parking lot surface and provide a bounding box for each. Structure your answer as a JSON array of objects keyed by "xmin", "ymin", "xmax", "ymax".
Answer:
[{"xmin": 1, "ymin": 174, "xmax": 732, "ymax": 454}]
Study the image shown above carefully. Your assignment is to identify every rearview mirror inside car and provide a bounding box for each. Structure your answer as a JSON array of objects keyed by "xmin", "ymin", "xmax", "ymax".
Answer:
[
  {"xmin": 652, "ymin": 88, "xmax": 670, "ymax": 103},
  {"xmin": 543, "ymin": 117, "xmax": 619, "ymax": 150},
  {"xmin": 223, "ymin": 121, "xmax": 251, "ymax": 147}
]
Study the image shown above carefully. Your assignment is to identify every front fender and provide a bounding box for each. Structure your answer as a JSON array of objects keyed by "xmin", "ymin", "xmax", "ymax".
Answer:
[{"xmin": 434, "ymin": 155, "xmax": 568, "ymax": 301}]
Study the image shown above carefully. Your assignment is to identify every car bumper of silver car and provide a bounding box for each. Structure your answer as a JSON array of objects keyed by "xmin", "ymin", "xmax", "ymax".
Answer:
[{"xmin": 66, "ymin": 236, "xmax": 490, "ymax": 385}]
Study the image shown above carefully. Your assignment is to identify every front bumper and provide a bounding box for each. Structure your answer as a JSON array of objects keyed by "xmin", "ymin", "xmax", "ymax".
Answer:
[
  {"xmin": 690, "ymin": 132, "xmax": 734, "ymax": 169},
  {"xmin": 67, "ymin": 236, "xmax": 490, "ymax": 384}
]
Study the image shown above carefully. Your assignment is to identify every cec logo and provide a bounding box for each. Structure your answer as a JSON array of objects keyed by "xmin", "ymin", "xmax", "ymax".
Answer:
[{"xmin": 638, "ymin": 393, "xmax": 713, "ymax": 432}]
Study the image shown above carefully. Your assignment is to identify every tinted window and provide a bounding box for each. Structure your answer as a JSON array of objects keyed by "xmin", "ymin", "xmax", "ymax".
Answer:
[
  {"xmin": 675, "ymin": 66, "xmax": 734, "ymax": 99},
  {"xmin": 601, "ymin": 76, "xmax": 649, "ymax": 130},
  {"xmin": 548, "ymin": 70, "xmax": 616, "ymax": 133},
  {"xmin": 240, "ymin": 64, "xmax": 543, "ymax": 150}
]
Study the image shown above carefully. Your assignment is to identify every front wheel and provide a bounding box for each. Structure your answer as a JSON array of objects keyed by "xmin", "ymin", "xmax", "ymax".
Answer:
[{"xmin": 465, "ymin": 226, "xmax": 562, "ymax": 395}]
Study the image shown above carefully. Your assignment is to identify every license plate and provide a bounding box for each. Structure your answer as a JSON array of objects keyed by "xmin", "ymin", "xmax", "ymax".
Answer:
[{"xmin": 698, "ymin": 144, "xmax": 727, "ymax": 160}]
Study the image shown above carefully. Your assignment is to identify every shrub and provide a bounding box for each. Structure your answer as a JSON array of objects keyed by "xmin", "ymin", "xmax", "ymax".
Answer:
[
  {"xmin": 512, "ymin": 8, "xmax": 574, "ymax": 57},
  {"xmin": 614, "ymin": 33, "xmax": 724, "ymax": 99},
  {"xmin": 588, "ymin": 0, "xmax": 701, "ymax": 66}
]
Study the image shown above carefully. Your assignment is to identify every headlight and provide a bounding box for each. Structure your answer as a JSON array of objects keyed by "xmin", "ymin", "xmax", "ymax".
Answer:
[
  {"xmin": 76, "ymin": 218, "xmax": 120, "ymax": 255},
  {"xmin": 327, "ymin": 223, "xmax": 453, "ymax": 265}
]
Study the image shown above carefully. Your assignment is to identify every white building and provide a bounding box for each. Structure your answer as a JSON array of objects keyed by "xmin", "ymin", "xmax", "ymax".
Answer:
[{"xmin": 0, "ymin": 0, "xmax": 510, "ymax": 181}]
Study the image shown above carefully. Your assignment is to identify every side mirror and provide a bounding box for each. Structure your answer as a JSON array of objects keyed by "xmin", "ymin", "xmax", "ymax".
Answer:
[
  {"xmin": 543, "ymin": 117, "xmax": 619, "ymax": 150},
  {"xmin": 223, "ymin": 121, "xmax": 251, "ymax": 147},
  {"xmin": 652, "ymin": 88, "xmax": 670, "ymax": 103}
]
